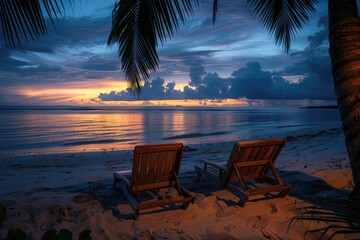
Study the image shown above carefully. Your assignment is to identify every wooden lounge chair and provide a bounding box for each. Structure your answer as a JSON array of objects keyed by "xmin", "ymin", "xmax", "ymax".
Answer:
[
  {"xmin": 195, "ymin": 138, "xmax": 291, "ymax": 206},
  {"xmin": 114, "ymin": 143, "xmax": 195, "ymax": 219}
]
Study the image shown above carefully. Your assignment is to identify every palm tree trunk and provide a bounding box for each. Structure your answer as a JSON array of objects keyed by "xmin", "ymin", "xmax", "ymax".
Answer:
[{"xmin": 328, "ymin": 0, "xmax": 360, "ymax": 198}]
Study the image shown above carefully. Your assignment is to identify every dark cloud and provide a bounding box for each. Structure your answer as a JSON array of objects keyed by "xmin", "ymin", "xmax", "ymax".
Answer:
[
  {"xmin": 230, "ymin": 62, "xmax": 272, "ymax": 98},
  {"xmin": 198, "ymin": 72, "xmax": 229, "ymax": 98},
  {"xmin": 0, "ymin": 50, "xmax": 29, "ymax": 71},
  {"xmin": 185, "ymin": 61, "xmax": 205, "ymax": 87},
  {"xmin": 160, "ymin": 50, "xmax": 220, "ymax": 61},
  {"xmin": 0, "ymin": 15, "xmax": 124, "ymax": 89},
  {"xmin": 305, "ymin": 16, "xmax": 328, "ymax": 52},
  {"xmin": 81, "ymin": 55, "xmax": 120, "ymax": 71},
  {"xmin": 99, "ymin": 77, "xmax": 182, "ymax": 101},
  {"xmin": 100, "ymin": 20, "xmax": 336, "ymax": 103},
  {"xmin": 279, "ymin": 15, "xmax": 334, "ymax": 99}
]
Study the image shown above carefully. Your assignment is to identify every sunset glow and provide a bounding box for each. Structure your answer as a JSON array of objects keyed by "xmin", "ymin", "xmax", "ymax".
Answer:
[{"xmin": 0, "ymin": 0, "xmax": 334, "ymax": 107}]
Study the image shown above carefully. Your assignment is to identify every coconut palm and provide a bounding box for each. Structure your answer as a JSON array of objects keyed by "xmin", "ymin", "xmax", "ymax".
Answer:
[
  {"xmin": 327, "ymin": 0, "xmax": 360, "ymax": 199},
  {"xmin": 1, "ymin": 0, "xmax": 360, "ymax": 198}
]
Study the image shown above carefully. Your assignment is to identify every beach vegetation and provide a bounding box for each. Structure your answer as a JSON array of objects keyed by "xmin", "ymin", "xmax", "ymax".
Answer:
[
  {"xmin": 41, "ymin": 229, "xmax": 91, "ymax": 240},
  {"xmin": 5, "ymin": 228, "xmax": 27, "ymax": 240},
  {"xmin": 42, "ymin": 229, "xmax": 73, "ymax": 240},
  {"xmin": 1, "ymin": 0, "xmax": 360, "ymax": 198},
  {"xmin": 2, "ymin": 225, "xmax": 91, "ymax": 240},
  {"xmin": 78, "ymin": 230, "xmax": 91, "ymax": 240}
]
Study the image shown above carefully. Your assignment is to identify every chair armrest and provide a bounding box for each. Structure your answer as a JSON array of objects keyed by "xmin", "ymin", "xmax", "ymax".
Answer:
[
  {"xmin": 202, "ymin": 159, "xmax": 227, "ymax": 170},
  {"xmin": 114, "ymin": 170, "xmax": 132, "ymax": 189},
  {"xmin": 115, "ymin": 169, "xmax": 132, "ymax": 176}
]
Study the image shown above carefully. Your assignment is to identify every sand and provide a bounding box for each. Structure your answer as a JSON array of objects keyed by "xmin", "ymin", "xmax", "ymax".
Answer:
[{"xmin": 0, "ymin": 126, "xmax": 357, "ymax": 239}]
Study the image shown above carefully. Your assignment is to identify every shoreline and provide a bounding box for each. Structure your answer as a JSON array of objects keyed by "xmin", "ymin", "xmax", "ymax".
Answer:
[{"xmin": 0, "ymin": 126, "xmax": 355, "ymax": 239}]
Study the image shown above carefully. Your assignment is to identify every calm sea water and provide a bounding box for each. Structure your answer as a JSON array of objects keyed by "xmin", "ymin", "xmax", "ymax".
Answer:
[{"xmin": 0, "ymin": 107, "xmax": 341, "ymax": 154}]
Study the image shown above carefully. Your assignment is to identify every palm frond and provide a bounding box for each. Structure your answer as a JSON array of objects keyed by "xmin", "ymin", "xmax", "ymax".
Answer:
[
  {"xmin": 107, "ymin": 0, "xmax": 198, "ymax": 92},
  {"xmin": 247, "ymin": 0, "xmax": 318, "ymax": 52},
  {"xmin": 0, "ymin": 0, "xmax": 72, "ymax": 47},
  {"xmin": 289, "ymin": 198, "xmax": 360, "ymax": 239},
  {"xmin": 212, "ymin": 0, "xmax": 218, "ymax": 24}
]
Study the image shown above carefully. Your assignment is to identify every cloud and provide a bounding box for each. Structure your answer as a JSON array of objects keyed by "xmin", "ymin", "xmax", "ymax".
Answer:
[
  {"xmin": 0, "ymin": 15, "xmax": 124, "ymax": 89},
  {"xmin": 99, "ymin": 77, "xmax": 177, "ymax": 101},
  {"xmin": 199, "ymin": 72, "xmax": 230, "ymax": 98},
  {"xmin": 0, "ymin": 2, "xmax": 337, "ymax": 105},
  {"xmin": 185, "ymin": 61, "xmax": 205, "ymax": 87},
  {"xmin": 100, "ymin": 23, "xmax": 336, "ymax": 103},
  {"xmin": 97, "ymin": 63, "xmax": 311, "ymax": 101},
  {"xmin": 80, "ymin": 55, "xmax": 120, "ymax": 71},
  {"xmin": 0, "ymin": 50, "xmax": 29, "ymax": 71},
  {"xmin": 230, "ymin": 62, "xmax": 272, "ymax": 99}
]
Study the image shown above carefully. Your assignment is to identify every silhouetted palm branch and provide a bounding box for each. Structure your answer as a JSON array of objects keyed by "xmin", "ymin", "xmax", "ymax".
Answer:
[
  {"xmin": 212, "ymin": 0, "xmax": 218, "ymax": 24},
  {"xmin": 0, "ymin": 0, "xmax": 72, "ymax": 47},
  {"xmin": 107, "ymin": 0, "xmax": 198, "ymax": 92},
  {"xmin": 246, "ymin": 0, "xmax": 318, "ymax": 52}
]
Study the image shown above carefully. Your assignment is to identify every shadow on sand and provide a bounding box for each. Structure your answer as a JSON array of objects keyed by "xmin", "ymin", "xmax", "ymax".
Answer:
[{"xmin": 78, "ymin": 169, "xmax": 351, "ymax": 219}]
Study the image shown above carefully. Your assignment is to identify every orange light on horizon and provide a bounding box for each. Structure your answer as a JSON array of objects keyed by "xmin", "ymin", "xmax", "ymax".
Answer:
[
  {"xmin": 102, "ymin": 98, "xmax": 251, "ymax": 107},
  {"xmin": 6, "ymin": 77, "xmax": 318, "ymax": 107},
  {"xmin": 6, "ymin": 78, "xmax": 129, "ymax": 105}
]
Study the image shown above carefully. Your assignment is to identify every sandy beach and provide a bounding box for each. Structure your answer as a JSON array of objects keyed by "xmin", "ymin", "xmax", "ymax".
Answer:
[{"xmin": 0, "ymin": 126, "xmax": 357, "ymax": 239}]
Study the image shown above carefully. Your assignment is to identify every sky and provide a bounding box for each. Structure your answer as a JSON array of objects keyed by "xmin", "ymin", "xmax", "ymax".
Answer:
[{"xmin": 0, "ymin": 0, "xmax": 339, "ymax": 107}]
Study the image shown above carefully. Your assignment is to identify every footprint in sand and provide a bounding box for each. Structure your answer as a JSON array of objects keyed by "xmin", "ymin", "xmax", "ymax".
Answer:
[
  {"xmin": 224, "ymin": 224, "xmax": 235, "ymax": 232},
  {"xmin": 246, "ymin": 216, "xmax": 268, "ymax": 230},
  {"xmin": 46, "ymin": 205, "xmax": 88, "ymax": 224},
  {"xmin": 206, "ymin": 228, "xmax": 237, "ymax": 240}
]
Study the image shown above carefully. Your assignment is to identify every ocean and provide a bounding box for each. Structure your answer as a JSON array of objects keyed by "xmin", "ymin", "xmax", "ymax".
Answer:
[{"xmin": 0, "ymin": 106, "xmax": 341, "ymax": 154}]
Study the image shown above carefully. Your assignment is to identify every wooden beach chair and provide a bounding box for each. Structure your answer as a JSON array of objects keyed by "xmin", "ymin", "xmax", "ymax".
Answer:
[
  {"xmin": 113, "ymin": 143, "xmax": 195, "ymax": 219},
  {"xmin": 195, "ymin": 138, "xmax": 291, "ymax": 206}
]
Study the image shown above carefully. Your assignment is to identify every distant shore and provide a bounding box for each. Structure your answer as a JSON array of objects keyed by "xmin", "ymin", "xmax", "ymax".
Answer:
[{"xmin": 302, "ymin": 105, "xmax": 337, "ymax": 109}]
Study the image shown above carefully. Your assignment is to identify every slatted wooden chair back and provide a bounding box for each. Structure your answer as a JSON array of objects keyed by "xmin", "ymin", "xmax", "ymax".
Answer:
[
  {"xmin": 222, "ymin": 138, "xmax": 285, "ymax": 186},
  {"xmin": 130, "ymin": 143, "xmax": 184, "ymax": 192}
]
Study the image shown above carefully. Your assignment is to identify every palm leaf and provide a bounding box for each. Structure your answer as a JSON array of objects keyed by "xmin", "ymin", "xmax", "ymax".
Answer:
[
  {"xmin": 212, "ymin": 0, "xmax": 218, "ymax": 24},
  {"xmin": 247, "ymin": 0, "xmax": 318, "ymax": 52},
  {"xmin": 289, "ymin": 198, "xmax": 360, "ymax": 239},
  {"xmin": 0, "ymin": 0, "xmax": 72, "ymax": 47},
  {"xmin": 107, "ymin": 0, "xmax": 198, "ymax": 92}
]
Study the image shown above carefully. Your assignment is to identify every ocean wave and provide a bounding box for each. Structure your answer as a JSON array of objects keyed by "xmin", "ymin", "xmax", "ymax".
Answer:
[
  {"xmin": 277, "ymin": 124, "xmax": 316, "ymax": 128},
  {"xmin": 162, "ymin": 131, "xmax": 230, "ymax": 140}
]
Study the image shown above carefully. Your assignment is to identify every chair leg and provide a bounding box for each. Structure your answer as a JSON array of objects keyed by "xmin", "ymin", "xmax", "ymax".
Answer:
[
  {"xmin": 194, "ymin": 167, "xmax": 202, "ymax": 182},
  {"xmin": 113, "ymin": 179, "xmax": 117, "ymax": 190},
  {"xmin": 227, "ymin": 183, "xmax": 249, "ymax": 207},
  {"xmin": 133, "ymin": 209, "xmax": 139, "ymax": 220},
  {"xmin": 278, "ymin": 190, "xmax": 287, "ymax": 198},
  {"xmin": 119, "ymin": 182, "xmax": 139, "ymax": 219},
  {"xmin": 237, "ymin": 199, "xmax": 247, "ymax": 207},
  {"xmin": 278, "ymin": 185, "xmax": 292, "ymax": 198},
  {"xmin": 237, "ymin": 192, "xmax": 249, "ymax": 207},
  {"xmin": 195, "ymin": 173, "xmax": 201, "ymax": 182},
  {"xmin": 182, "ymin": 201, "xmax": 191, "ymax": 210}
]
